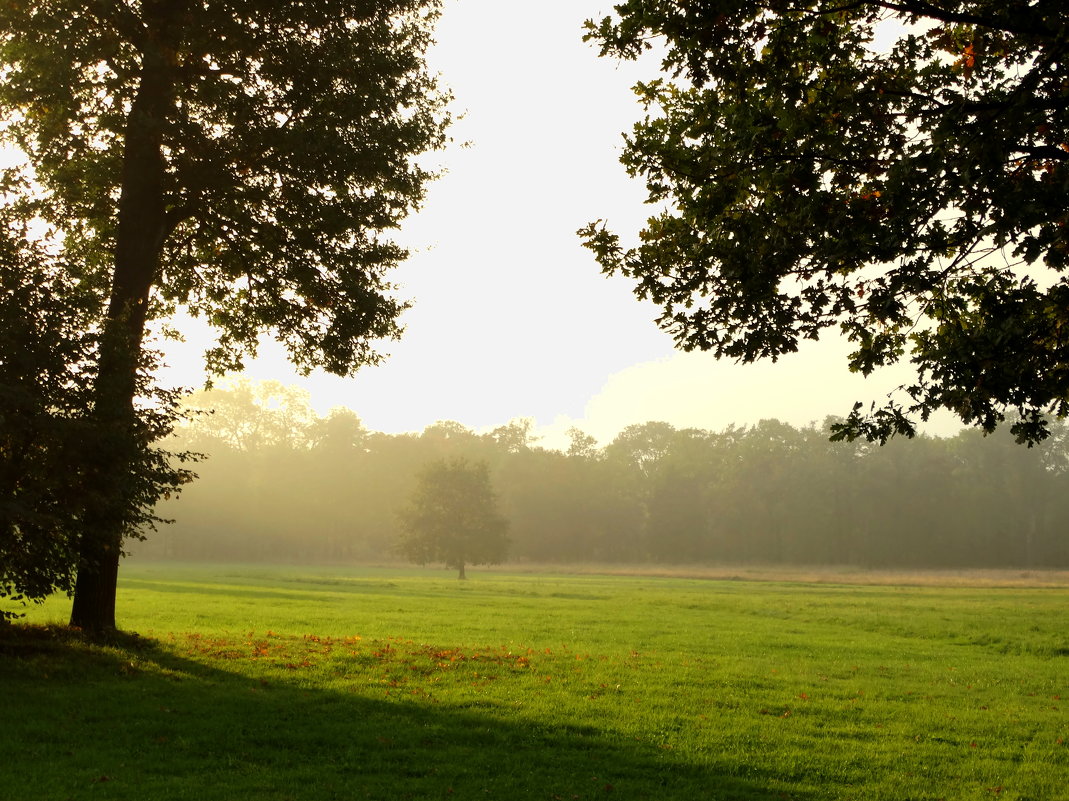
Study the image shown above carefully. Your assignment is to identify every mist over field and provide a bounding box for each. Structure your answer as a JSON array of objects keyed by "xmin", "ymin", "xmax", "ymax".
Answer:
[{"xmin": 133, "ymin": 379, "xmax": 1069, "ymax": 571}]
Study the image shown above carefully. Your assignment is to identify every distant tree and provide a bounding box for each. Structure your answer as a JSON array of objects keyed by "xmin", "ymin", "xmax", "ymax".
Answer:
[
  {"xmin": 644, "ymin": 427, "xmax": 722, "ymax": 562},
  {"xmin": 581, "ymin": 1, "xmax": 1069, "ymax": 446},
  {"xmin": 310, "ymin": 408, "xmax": 371, "ymax": 455},
  {"xmin": 949, "ymin": 419, "xmax": 1067, "ymax": 566},
  {"xmin": 566, "ymin": 428, "xmax": 601, "ymax": 460},
  {"xmin": 307, "ymin": 408, "xmax": 373, "ymax": 560},
  {"xmin": 180, "ymin": 379, "xmax": 317, "ymax": 453},
  {"xmin": 398, "ymin": 458, "xmax": 509, "ymax": 579},
  {"xmin": 0, "ymin": 0, "xmax": 450, "ymax": 630},
  {"xmin": 419, "ymin": 421, "xmax": 485, "ymax": 457},
  {"xmin": 489, "ymin": 418, "xmax": 537, "ymax": 454},
  {"xmin": 605, "ymin": 421, "xmax": 678, "ymax": 481}
]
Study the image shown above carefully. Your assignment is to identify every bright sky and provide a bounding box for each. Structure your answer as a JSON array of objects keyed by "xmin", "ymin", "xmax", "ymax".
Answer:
[{"xmin": 159, "ymin": 0, "xmax": 963, "ymax": 448}]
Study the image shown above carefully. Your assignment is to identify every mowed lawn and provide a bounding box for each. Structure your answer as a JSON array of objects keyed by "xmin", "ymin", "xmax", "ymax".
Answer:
[{"xmin": 1, "ymin": 564, "xmax": 1066, "ymax": 801}]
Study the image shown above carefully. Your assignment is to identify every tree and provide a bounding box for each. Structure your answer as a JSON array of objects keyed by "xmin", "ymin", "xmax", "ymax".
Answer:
[
  {"xmin": 581, "ymin": 1, "xmax": 1069, "ymax": 446},
  {"xmin": 1, "ymin": 217, "xmax": 194, "ymax": 619},
  {"xmin": 397, "ymin": 458, "xmax": 509, "ymax": 579},
  {"xmin": 180, "ymin": 379, "xmax": 317, "ymax": 452},
  {"xmin": 0, "ymin": 1, "xmax": 450, "ymax": 630}
]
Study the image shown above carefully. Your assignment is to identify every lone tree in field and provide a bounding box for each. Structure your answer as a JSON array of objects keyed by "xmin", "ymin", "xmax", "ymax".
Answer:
[
  {"xmin": 581, "ymin": 1, "xmax": 1069, "ymax": 446},
  {"xmin": 398, "ymin": 458, "xmax": 510, "ymax": 579},
  {"xmin": 0, "ymin": 0, "xmax": 450, "ymax": 631}
]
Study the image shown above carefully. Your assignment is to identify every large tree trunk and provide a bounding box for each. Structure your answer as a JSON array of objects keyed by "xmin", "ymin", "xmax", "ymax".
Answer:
[{"xmin": 69, "ymin": 7, "xmax": 178, "ymax": 632}]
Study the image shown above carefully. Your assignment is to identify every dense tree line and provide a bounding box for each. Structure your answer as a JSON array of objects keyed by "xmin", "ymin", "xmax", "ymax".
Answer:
[{"xmin": 134, "ymin": 380, "xmax": 1069, "ymax": 569}]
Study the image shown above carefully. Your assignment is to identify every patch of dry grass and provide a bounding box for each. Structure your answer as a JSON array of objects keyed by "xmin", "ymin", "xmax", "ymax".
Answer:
[{"xmin": 496, "ymin": 561, "xmax": 1069, "ymax": 587}]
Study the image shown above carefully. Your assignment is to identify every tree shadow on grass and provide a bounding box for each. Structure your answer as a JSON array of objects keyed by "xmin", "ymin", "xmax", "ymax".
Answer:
[
  {"xmin": 0, "ymin": 625, "xmax": 814, "ymax": 801},
  {"xmin": 118, "ymin": 577, "xmax": 334, "ymax": 603},
  {"xmin": 116, "ymin": 577, "xmax": 539, "ymax": 605}
]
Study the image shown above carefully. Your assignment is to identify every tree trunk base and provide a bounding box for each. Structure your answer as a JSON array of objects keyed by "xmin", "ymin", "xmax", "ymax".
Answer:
[{"xmin": 69, "ymin": 546, "xmax": 121, "ymax": 633}]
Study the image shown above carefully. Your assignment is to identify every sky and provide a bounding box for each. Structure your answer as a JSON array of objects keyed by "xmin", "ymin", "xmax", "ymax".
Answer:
[{"xmin": 159, "ymin": 0, "xmax": 963, "ymax": 448}]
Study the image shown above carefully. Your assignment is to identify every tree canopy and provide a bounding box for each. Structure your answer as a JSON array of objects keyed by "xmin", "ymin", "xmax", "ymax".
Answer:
[
  {"xmin": 1, "ymin": 0, "xmax": 450, "ymax": 375},
  {"xmin": 580, "ymin": 0, "xmax": 1069, "ymax": 445},
  {"xmin": 397, "ymin": 458, "xmax": 510, "ymax": 579},
  {"xmin": 0, "ymin": 0, "xmax": 450, "ymax": 629}
]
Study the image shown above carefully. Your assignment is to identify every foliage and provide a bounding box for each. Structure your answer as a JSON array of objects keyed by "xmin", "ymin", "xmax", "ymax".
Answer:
[
  {"xmin": 0, "ymin": 226, "xmax": 94, "ymax": 614},
  {"xmin": 397, "ymin": 458, "xmax": 509, "ymax": 578},
  {"xmin": 580, "ymin": 0, "xmax": 1069, "ymax": 445},
  {"xmin": 2, "ymin": 566, "xmax": 1066, "ymax": 800},
  {"xmin": 0, "ymin": 221, "xmax": 195, "ymax": 619}
]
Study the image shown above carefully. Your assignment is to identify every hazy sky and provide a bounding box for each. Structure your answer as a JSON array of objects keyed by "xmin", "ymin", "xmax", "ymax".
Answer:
[{"xmin": 159, "ymin": 0, "xmax": 962, "ymax": 447}]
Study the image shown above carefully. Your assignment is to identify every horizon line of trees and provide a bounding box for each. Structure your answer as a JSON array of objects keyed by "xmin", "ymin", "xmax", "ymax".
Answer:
[{"xmin": 130, "ymin": 380, "xmax": 1069, "ymax": 570}]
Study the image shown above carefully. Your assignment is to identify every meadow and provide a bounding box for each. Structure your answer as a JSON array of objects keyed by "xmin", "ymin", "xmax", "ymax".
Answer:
[{"xmin": 1, "ymin": 564, "xmax": 1066, "ymax": 801}]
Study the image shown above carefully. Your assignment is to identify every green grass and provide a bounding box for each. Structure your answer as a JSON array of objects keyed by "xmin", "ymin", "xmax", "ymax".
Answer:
[{"xmin": 2, "ymin": 564, "xmax": 1067, "ymax": 800}]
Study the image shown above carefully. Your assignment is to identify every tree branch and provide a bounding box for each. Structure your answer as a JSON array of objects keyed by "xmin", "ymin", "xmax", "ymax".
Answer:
[
  {"xmin": 871, "ymin": 0, "xmax": 1058, "ymax": 40},
  {"xmin": 806, "ymin": 0, "xmax": 1057, "ymax": 39},
  {"xmin": 88, "ymin": 0, "xmax": 147, "ymax": 49}
]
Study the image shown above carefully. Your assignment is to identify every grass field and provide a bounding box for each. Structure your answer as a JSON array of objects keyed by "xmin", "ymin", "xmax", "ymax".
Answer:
[{"xmin": 1, "ymin": 564, "xmax": 1066, "ymax": 800}]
